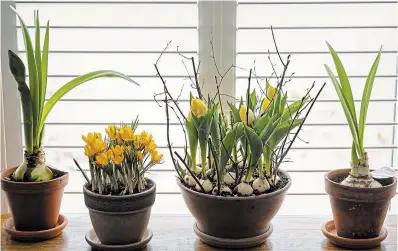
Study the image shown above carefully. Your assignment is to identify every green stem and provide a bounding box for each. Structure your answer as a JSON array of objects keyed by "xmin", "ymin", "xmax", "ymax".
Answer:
[
  {"xmin": 264, "ymin": 154, "xmax": 271, "ymax": 178},
  {"xmin": 191, "ymin": 149, "xmax": 197, "ymax": 173},
  {"xmin": 201, "ymin": 144, "xmax": 207, "ymax": 177},
  {"xmin": 258, "ymin": 156, "xmax": 264, "ymax": 179},
  {"xmin": 244, "ymin": 159, "xmax": 254, "ymax": 183}
]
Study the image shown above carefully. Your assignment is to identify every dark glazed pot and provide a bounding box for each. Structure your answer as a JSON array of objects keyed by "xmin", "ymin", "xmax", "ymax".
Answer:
[
  {"xmin": 1, "ymin": 166, "xmax": 69, "ymax": 231},
  {"xmin": 178, "ymin": 169, "xmax": 291, "ymax": 243},
  {"xmin": 325, "ymin": 169, "xmax": 397, "ymax": 239},
  {"xmin": 83, "ymin": 179, "xmax": 156, "ymax": 245}
]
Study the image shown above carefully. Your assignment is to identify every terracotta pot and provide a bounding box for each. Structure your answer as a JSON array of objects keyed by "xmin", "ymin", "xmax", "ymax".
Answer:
[
  {"xmin": 325, "ymin": 169, "xmax": 397, "ymax": 239},
  {"xmin": 83, "ymin": 179, "xmax": 156, "ymax": 245},
  {"xmin": 1, "ymin": 166, "xmax": 69, "ymax": 231},
  {"xmin": 177, "ymin": 169, "xmax": 291, "ymax": 240}
]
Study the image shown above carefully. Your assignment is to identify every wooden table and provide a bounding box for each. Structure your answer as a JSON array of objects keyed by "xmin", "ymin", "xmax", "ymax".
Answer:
[{"xmin": 1, "ymin": 214, "xmax": 396, "ymax": 250}]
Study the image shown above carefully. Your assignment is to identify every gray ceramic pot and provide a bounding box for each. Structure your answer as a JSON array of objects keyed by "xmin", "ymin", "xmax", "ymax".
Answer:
[
  {"xmin": 178, "ymin": 169, "xmax": 291, "ymax": 248},
  {"xmin": 83, "ymin": 179, "xmax": 156, "ymax": 245}
]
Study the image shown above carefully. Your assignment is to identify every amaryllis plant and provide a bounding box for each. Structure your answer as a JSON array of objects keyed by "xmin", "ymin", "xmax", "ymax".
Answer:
[
  {"xmin": 76, "ymin": 119, "xmax": 163, "ymax": 195},
  {"xmin": 9, "ymin": 9, "xmax": 137, "ymax": 182},
  {"xmin": 155, "ymin": 29, "xmax": 326, "ymax": 196},
  {"xmin": 325, "ymin": 43, "xmax": 383, "ymax": 188}
]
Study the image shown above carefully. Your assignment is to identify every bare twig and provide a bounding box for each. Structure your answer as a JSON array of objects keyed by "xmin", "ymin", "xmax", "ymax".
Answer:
[{"xmin": 175, "ymin": 151, "xmax": 205, "ymax": 193}]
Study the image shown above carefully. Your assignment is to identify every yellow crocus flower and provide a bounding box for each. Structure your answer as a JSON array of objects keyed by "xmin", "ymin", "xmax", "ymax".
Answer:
[
  {"xmin": 261, "ymin": 98, "xmax": 271, "ymax": 114},
  {"xmin": 151, "ymin": 150, "xmax": 163, "ymax": 164},
  {"xmin": 96, "ymin": 152, "xmax": 109, "ymax": 166},
  {"xmin": 239, "ymin": 105, "xmax": 255, "ymax": 125},
  {"xmin": 82, "ymin": 132, "xmax": 101, "ymax": 145},
  {"xmin": 84, "ymin": 144, "xmax": 97, "ymax": 157},
  {"xmin": 105, "ymin": 125, "xmax": 118, "ymax": 141},
  {"xmin": 190, "ymin": 98, "xmax": 208, "ymax": 118},
  {"xmin": 267, "ymin": 84, "xmax": 277, "ymax": 100},
  {"xmin": 119, "ymin": 127, "xmax": 134, "ymax": 142},
  {"xmin": 137, "ymin": 151, "xmax": 144, "ymax": 161},
  {"xmin": 145, "ymin": 140, "xmax": 157, "ymax": 152},
  {"xmin": 110, "ymin": 145, "xmax": 124, "ymax": 165},
  {"xmin": 125, "ymin": 145, "xmax": 132, "ymax": 153}
]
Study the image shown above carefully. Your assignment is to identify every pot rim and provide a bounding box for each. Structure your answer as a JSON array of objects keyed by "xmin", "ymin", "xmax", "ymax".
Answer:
[
  {"xmin": 325, "ymin": 168, "xmax": 397, "ymax": 191},
  {"xmin": 1, "ymin": 166, "xmax": 68, "ymax": 185},
  {"xmin": 83, "ymin": 178, "xmax": 156, "ymax": 199},
  {"xmin": 177, "ymin": 169, "xmax": 291, "ymax": 201}
]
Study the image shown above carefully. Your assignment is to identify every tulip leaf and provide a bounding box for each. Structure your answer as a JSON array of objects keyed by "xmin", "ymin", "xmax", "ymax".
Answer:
[
  {"xmin": 250, "ymin": 90, "xmax": 257, "ymax": 111},
  {"xmin": 243, "ymin": 125, "xmax": 263, "ymax": 167},
  {"xmin": 282, "ymin": 98, "xmax": 308, "ymax": 121},
  {"xmin": 186, "ymin": 119, "xmax": 198, "ymax": 169},
  {"xmin": 270, "ymin": 118, "xmax": 303, "ymax": 148},
  {"xmin": 228, "ymin": 102, "xmax": 241, "ymax": 123},
  {"xmin": 358, "ymin": 48, "xmax": 382, "ymax": 149},
  {"xmin": 254, "ymin": 115, "xmax": 270, "ymax": 134},
  {"xmin": 39, "ymin": 71, "xmax": 138, "ymax": 135},
  {"xmin": 259, "ymin": 115, "xmax": 281, "ymax": 146},
  {"xmin": 325, "ymin": 64, "xmax": 362, "ymax": 156},
  {"xmin": 326, "ymin": 42, "xmax": 357, "ymax": 124},
  {"xmin": 219, "ymin": 129, "xmax": 237, "ymax": 173},
  {"xmin": 280, "ymin": 92, "xmax": 287, "ymax": 113}
]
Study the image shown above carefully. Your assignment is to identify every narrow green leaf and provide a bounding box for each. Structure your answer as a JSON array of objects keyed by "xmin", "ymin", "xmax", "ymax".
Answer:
[
  {"xmin": 280, "ymin": 92, "xmax": 287, "ymax": 113},
  {"xmin": 8, "ymin": 50, "xmax": 34, "ymax": 152},
  {"xmin": 250, "ymin": 89, "xmax": 257, "ymax": 111},
  {"xmin": 35, "ymin": 11, "xmax": 42, "ymax": 105},
  {"xmin": 259, "ymin": 115, "xmax": 281, "ymax": 146},
  {"xmin": 325, "ymin": 64, "xmax": 362, "ymax": 155},
  {"xmin": 219, "ymin": 129, "xmax": 237, "ymax": 173},
  {"xmin": 39, "ymin": 71, "xmax": 138, "ymax": 135},
  {"xmin": 228, "ymin": 102, "xmax": 241, "ymax": 123},
  {"xmin": 282, "ymin": 98, "xmax": 309, "ymax": 121},
  {"xmin": 12, "ymin": 7, "xmax": 39, "ymax": 147},
  {"xmin": 243, "ymin": 125, "xmax": 263, "ymax": 167},
  {"xmin": 40, "ymin": 20, "xmax": 50, "ymax": 139},
  {"xmin": 186, "ymin": 119, "xmax": 198, "ymax": 169},
  {"xmin": 326, "ymin": 42, "xmax": 357, "ymax": 124},
  {"xmin": 358, "ymin": 49, "xmax": 382, "ymax": 149},
  {"xmin": 271, "ymin": 119, "xmax": 303, "ymax": 147},
  {"xmin": 254, "ymin": 115, "xmax": 270, "ymax": 134}
]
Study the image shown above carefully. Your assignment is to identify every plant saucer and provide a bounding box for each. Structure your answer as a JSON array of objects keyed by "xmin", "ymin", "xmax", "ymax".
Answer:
[
  {"xmin": 3, "ymin": 214, "xmax": 68, "ymax": 242},
  {"xmin": 85, "ymin": 228, "xmax": 153, "ymax": 251},
  {"xmin": 194, "ymin": 222, "xmax": 273, "ymax": 249},
  {"xmin": 321, "ymin": 220, "xmax": 388, "ymax": 250}
]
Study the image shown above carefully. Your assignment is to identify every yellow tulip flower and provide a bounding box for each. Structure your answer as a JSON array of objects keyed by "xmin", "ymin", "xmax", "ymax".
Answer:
[
  {"xmin": 119, "ymin": 127, "xmax": 134, "ymax": 142},
  {"xmin": 191, "ymin": 98, "xmax": 208, "ymax": 118},
  {"xmin": 96, "ymin": 152, "xmax": 109, "ymax": 166},
  {"xmin": 261, "ymin": 98, "xmax": 271, "ymax": 114},
  {"xmin": 267, "ymin": 84, "xmax": 277, "ymax": 100},
  {"xmin": 151, "ymin": 150, "xmax": 163, "ymax": 164},
  {"xmin": 105, "ymin": 125, "xmax": 118, "ymax": 141},
  {"xmin": 239, "ymin": 105, "xmax": 255, "ymax": 125},
  {"xmin": 187, "ymin": 111, "xmax": 192, "ymax": 121}
]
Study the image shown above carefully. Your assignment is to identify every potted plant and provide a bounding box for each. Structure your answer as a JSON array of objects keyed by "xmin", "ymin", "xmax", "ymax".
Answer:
[
  {"xmin": 76, "ymin": 119, "xmax": 162, "ymax": 249},
  {"xmin": 323, "ymin": 43, "xmax": 397, "ymax": 249},
  {"xmin": 1, "ymin": 9, "xmax": 136, "ymax": 239},
  {"xmin": 154, "ymin": 33, "xmax": 325, "ymax": 248}
]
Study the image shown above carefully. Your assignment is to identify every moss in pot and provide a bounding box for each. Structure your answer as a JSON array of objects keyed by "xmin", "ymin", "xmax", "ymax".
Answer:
[
  {"xmin": 154, "ymin": 34, "xmax": 326, "ymax": 248},
  {"xmin": 1, "ymin": 9, "xmax": 136, "ymax": 235},
  {"xmin": 323, "ymin": 43, "xmax": 397, "ymax": 246},
  {"xmin": 76, "ymin": 119, "xmax": 162, "ymax": 247}
]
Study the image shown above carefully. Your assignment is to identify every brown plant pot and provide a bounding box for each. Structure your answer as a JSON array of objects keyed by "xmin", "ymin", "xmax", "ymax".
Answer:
[
  {"xmin": 83, "ymin": 179, "xmax": 156, "ymax": 245},
  {"xmin": 1, "ymin": 166, "xmax": 69, "ymax": 231},
  {"xmin": 325, "ymin": 168, "xmax": 397, "ymax": 239},
  {"xmin": 177, "ymin": 169, "xmax": 291, "ymax": 246}
]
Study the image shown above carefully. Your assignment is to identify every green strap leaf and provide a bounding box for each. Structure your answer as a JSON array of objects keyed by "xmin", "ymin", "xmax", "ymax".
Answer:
[
  {"xmin": 326, "ymin": 42, "xmax": 357, "ymax": 124},
  {"xmin": 185, "ymin": 119, "xmax": 198, "ymax": 169},
  {"xmin": 228, "ymin": 102, "xmax": 241, "ymax": 123},
  {"xmin": 358, "ymin": 49, "xmax": 382, "ymax": 149},
  {"xmin": 219, "ymin": 129, "xmax": 237, "ymax": 173},
  {"xmin": 39, "ymin": 20, "xmax": 50, "ymax": 145},
  {"xmin": 254, "ymin": 115, "xmax": 270, "ymax": 134},
  {"xmin": 325, "ymin": 64, "xmax": 362, "ymax": 156},
  {"xmin": 8, "ymin": 50, "xmax": 34, "ymax": 152},
  {"xmin": 12, "ymin": 7, "xmax": 39, "ymax": 146},
  {"xmin": 259, "ymin": 115, "xmax": 281, "ymax": 146},
  {"xmin": 39, "ymin": 71, "xmax": 138, "ymax": 135},
  {"xmin": 270, "ymin": 119, "xmax": 303, "ymax": 148}
]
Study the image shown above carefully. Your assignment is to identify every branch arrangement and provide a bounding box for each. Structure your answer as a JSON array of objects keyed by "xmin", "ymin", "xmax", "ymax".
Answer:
[{"xmin": 155, "ymin": 28, "xmax": 326, "ymax": 196}]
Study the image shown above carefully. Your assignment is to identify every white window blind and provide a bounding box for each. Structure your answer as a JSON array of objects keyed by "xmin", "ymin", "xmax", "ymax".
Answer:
[
  {"xmin": 8, "ymin": 0, "xmax": 397, "ymax": 215},
  {"xmin": 236, "ymin": 0, "xmax": 397, "ymax": 214}
]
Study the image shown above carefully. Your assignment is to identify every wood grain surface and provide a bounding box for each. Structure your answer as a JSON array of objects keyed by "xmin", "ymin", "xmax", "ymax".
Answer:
[{"xmin": 1, "ymin": 214, "xmax": 396, "ymax": 251}]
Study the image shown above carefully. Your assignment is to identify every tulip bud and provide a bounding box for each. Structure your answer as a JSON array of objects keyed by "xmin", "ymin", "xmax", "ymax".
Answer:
[
  {"xmin": 191, "ymin": 99, "xmax": 208, "ymax": 118},
  {"xmin": 261, "ymin": 98, "xmax": 270, "ymax": 114},
  {"xmin": 239, "ymin": 105, "xmax": 255, "ymax": 125},
  {"xmin": 267, "ymin": 84, "xmax": 277, "ymax": 100}
]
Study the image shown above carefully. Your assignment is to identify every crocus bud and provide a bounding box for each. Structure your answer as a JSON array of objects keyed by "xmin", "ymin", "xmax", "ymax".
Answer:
[
  {"xmin": 239, "ymin": 105, "xmax": 255, "ymax": 125},
  {"xmin": 261, "ymin": 98, "xmax": 270, "ymax": 114},
  {"xmin": 191, "ymin": 99, "xmax": 208, "ymax": 118}
]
